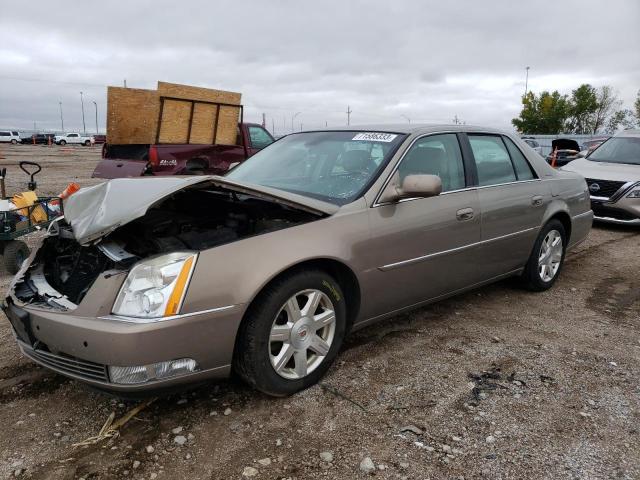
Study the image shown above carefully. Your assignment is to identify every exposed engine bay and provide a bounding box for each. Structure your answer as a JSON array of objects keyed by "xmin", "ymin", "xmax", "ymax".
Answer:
[{"xmin": 13, "ymin": 184, "xmax": 322, "ymax": 308}]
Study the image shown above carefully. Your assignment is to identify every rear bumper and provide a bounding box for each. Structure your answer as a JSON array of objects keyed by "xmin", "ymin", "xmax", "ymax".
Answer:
[{"xmin": 3, "ymin": 299, "xmax": 245, "ymax": 393}]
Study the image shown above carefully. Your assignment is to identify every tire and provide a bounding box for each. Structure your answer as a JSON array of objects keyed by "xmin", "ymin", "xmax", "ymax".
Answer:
[
  {"xmin": 234, "ymin": 269, "xmax": 347, "ymax": 396},
  {"xmin": 521, "ymin": 219, "xmax": 566, "ymax": 291},
  {"xmin": 84, "ymin": 140, "xmax": 90, "ymax": 146},
  {"xmin": 59, "ymin": 140, "xmax": 66, "ymax": 145},
  {"xmin": 3, "ymin": 240, "xmax": 30, "ymax": 275},
  {"xmin": 10, "ymin": 139, "xmax": 17, "ymax": 145}
]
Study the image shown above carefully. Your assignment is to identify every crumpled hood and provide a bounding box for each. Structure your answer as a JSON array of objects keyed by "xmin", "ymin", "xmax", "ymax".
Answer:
[
  {"xmin": 63, "ymin": 176, "xmax": 338, "ymax": 245},
  {"xmin": 561, "ymin": 158, "xmax": 640, "ymax": 183}
]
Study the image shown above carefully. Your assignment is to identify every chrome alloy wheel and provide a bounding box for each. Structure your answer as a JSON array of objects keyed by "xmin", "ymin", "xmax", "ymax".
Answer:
[
  {"xmin": 269, "ymin": 289, "xmax": 336, "ymax": 380},
  {"xmin": 538, "ymin": 229, "xmax": 563, "ymax": 282}
]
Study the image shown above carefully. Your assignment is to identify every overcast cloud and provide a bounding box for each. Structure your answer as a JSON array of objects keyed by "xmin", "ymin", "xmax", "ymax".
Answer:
[{"xmin": 1, "ymin": 0, "xmax": 639, "ymax": 134}]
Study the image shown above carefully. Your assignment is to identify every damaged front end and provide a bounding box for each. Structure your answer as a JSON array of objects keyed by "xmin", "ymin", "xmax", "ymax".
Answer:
[{"xmin": 10, "ymin": 177, "xmax": 329, "ymax": 312}]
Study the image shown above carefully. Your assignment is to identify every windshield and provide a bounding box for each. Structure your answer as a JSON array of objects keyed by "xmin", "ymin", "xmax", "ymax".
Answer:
[
  {"xmin": 587, "ymin": 137, "xmax": 640, "ymax": 165},
  {"xmin": 226, "ymin": 131, "xmax": 406, "ymax": 205}
]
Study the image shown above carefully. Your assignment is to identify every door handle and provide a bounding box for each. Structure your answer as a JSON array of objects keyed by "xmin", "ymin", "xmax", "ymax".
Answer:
[
  {"xmin": 531, "ymin": 195, "xmax": 543, "ymax": 206},
  {"xmin": 456, "ymin": 207, "xmax": 474, "ymax": 221}
]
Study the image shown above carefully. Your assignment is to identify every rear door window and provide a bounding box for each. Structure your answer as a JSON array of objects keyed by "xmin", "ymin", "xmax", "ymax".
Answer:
[
  {"xmin": 468, "ymin": 135, "xmax": 517, "ymax": 186},
  {"xmin": 503, "ymin": 137, "xmax": 536, "ymax": 180}
]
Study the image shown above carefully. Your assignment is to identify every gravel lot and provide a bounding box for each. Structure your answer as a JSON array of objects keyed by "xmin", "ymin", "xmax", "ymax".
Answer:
[{"xmin": 0, "ymin": 144, "xmax": 638, "ymax": 480}]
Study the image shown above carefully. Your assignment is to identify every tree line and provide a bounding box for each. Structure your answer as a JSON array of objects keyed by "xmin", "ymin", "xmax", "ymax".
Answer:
[{"xmin": 512, "ymin": 85, "xmax": 640, "ymax": 135}]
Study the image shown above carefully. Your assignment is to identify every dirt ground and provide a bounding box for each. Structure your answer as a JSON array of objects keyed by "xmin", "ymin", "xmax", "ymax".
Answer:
[{"xmin": 0, "ymin": 144, "xmax": 638, "ymax": 480}]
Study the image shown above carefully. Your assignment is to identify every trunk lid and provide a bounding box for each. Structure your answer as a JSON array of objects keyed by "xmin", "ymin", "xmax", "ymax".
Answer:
[{"xmin": 64, "ymin": 176, "xmax": 338, "ymax": 245}]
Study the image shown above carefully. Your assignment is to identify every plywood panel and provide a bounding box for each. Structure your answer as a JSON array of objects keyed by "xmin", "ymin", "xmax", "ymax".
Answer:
[
  {"xmin": 107, "ymin": 87, "xmax": 159, "ymax": 144},
  {"xmin": 157, "ymin": 81, "xmax": 241, "ymax": 105},
  {"xmin": 189, "ymin": 103, "xmax": 216, "ymax": 144},
  {"xmin": 158, "ymin": 99, "xmax": 192, "ymax": 143},
  {"xmin": 216, "ymin": 105, "xmax": 242, "ymax": 145}
]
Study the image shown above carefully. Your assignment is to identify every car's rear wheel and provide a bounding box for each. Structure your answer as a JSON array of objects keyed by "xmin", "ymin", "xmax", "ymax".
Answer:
[
  {"xmin": 234, "ymin": 269, "xmax": 346, "ymax": 396},
  {"xmin": 59, "ymin": 140, "xmax": 66, "ymax": 145},
  {"xmin": 521, "ymin": 219, "xmax": 566, "ymax": 291},
  {"xmin": 84, "ymin": 140, "xmax": 90, "ymax": 146},
  {"xmin": 10, "ymin": 139, "xmax": 17, "ymax": 145}
]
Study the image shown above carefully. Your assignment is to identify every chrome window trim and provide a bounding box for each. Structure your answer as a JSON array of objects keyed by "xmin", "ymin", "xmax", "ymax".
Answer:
[
  {"xmin": 572, "ymin": 210, "xmax": 594, "ymax": 220},
  {"xmin": 100, "ymin": 305, "xmax": 237, "ymax": 324},
  {"xmin": 378, "ymin": 226, "xmax": 539, "ymax": 271},
  {"xmin": 372, "ymin": 131, "xmax": 542, "ymax": 208}
]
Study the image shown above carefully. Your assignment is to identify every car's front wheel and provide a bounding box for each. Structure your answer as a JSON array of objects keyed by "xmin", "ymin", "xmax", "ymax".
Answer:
[
  {"xmin": 59, "ymin": 140, "xmax": 66, "ymax": 145},
  {"xmin": 234, "ymin": 269, "xmax": 347, "ymax": 396},
  {"xmin": 521, "ymin": 219, "xmax": 566, "ymax": 291}
]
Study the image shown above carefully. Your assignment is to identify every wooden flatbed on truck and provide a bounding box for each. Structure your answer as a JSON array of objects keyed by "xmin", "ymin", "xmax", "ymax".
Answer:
[{"xmin": 92, "ymin": 82, "xmax": 275, "ymax": 178}]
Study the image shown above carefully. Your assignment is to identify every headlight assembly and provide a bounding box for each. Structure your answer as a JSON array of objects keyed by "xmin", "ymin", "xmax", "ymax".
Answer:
[
  {"xmin": 112, "ymin": 251, "xmax": 197, "ymax": 320},
  {"xmin": 626, "ymin": 189, "xmax": 640, "ymax": 198}
]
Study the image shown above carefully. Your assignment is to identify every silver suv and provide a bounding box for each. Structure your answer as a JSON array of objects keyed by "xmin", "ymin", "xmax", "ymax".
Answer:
[{"xmin": 562, "ymin": 129, "xmax": 640, "ymax": 225}]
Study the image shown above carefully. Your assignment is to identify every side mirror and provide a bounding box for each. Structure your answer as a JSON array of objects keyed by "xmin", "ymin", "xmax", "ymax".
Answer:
[{"xmin": 379, "ymin": 173, "xmax": 442, "ymax": 203}]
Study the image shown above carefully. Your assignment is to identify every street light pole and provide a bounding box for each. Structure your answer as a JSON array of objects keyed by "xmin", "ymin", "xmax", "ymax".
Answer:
[
  {"xmin": 80, "ymin": 91, "xmax": 86, "ymax": 134},
  {"xmin": 401, "ymin": 114, "xmax": 411, "ymax": 124},
  {"xmin": 291, "ymin": 112, "xmax": 301, "ymax": 133},
  {"xmin": 92, "ymin": 101, "xmax": 98, "ymax": 134},
  {"xmin": 59, "ymin": 102, "xmax": 64, "ymax": 132},
  {"xmin": 524, "ymin": 66, "xmax": 530, "ymax": 97}
]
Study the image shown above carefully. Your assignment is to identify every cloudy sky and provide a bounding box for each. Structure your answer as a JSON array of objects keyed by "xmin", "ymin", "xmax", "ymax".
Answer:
[{"xmin": 1, "ymin": 0, "xmax": 638, "ymax": 134}]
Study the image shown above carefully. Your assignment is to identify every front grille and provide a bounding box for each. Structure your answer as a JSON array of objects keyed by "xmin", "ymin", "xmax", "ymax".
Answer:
[
  {"xmin": 586, "ymin": 178, "xmax": 627, "ymax": 198},
  {"xmin": 26, "ymin": 347, "xmax": 109, "ymax": 382},
  {"xmin": 592, "ymin": 205, "xmax": 638, "ymax": 221}
]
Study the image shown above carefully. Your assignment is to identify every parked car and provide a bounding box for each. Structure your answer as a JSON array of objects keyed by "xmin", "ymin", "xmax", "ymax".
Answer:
[
  {"xmin": 561, "ymin": 129, "xmax": 640, "ymax": 224},
  {"xmin": 54, "ymin": 132, "xmax": 94, "ymax": 146},
  {"xmin": 3, "ymin": 125, "xmax": 593, "ymax": 396},
  {"xmin": 521, "ymin": 137, "xmax": 543, "ymax": 156},
  {"xmin": 92, "ymin": 123, "xmax": 274, "ymax": 178},
  {"xmin": 0, "ymin": 131, "xmax": 21, "ymax": 144},
  {"xmin": 545, "ymin": 138, "xmax": 582, "ymax": 167},
  {"xmin": 20, "ymin": 133, "xmax": 56, "ymax": 145}
]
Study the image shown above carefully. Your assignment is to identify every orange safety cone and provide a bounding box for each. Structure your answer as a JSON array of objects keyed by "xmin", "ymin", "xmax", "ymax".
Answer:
[
  {"xmin": 48, "ymin": 135, "xmax": 52, "ymax": 147},
  {"xmin": 32, "ymin": 134, "xmax": 36, "ymax": 145}
]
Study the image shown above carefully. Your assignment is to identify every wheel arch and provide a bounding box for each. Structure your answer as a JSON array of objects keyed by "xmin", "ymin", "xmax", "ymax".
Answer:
[
  {"xmin": 240, "ymin": 257, "xmax": 361, "ymax": 332},
  {"xmin": 546, "ymin": 209, "xmax": 572, "ymax": 243}
]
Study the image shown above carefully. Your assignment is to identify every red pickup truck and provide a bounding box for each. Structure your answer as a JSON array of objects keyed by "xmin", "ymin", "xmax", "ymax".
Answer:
[{"xmin": 92, "ymin": 122, "xmax": 274, "ymax": 178}]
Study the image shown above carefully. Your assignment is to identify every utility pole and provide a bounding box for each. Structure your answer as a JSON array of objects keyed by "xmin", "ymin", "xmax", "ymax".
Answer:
[
  {"xmin": 346, "ymin": 105, "xmax": 352, "ymax": 125},
  {"xmin": 291, "ymin": 112, "xmax": 301, "ymax": 133},
  {"xmin": 299, "ymin": 122, "xmax": 303, "ymax": 132},
  {"xmin": 59, "ymin": 102, "xmax": 64, "ymax": 132},
  {"xmin": 524, "ymin": 66, "xmax": 530, "ymax": 97},
  {"xmin": 124, "ymin": 79, "xmax": 127, "ymax": 88},
  {"xmin": 453, "ymin": 115, "xmax": 460, "ymax": 125},
  {"xmin": 92, "ymin": 101, "xmax": 98, "ymax": 134},
  {"xmin": 80, "ymin": 91, "xmax": 86, "ymax": 134},
  {"xmin": 272, "ymin": 118, "xmax": 275, "ymax": 136},
  {"xmin": 401, "ymin": 114, "xmax": 411, "ymax": 124},
  {"xmin": 262, "ymin": 112, "xmax": 266, "ymax": 128}
]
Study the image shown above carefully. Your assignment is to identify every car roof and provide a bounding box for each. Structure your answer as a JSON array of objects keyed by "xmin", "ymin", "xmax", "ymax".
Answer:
[
  {"xmin": 307, "ymin": 123, "xmax": 509, "ymax": 135},
  {"xmin": 615, "ymin": 129, "xmax": 640, "ymax": 138}
]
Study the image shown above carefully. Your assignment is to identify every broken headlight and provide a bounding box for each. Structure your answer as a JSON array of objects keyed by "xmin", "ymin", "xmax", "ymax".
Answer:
[{"xmin": 111, "ymin": 251, "xmax": 197, "ymax": 320}]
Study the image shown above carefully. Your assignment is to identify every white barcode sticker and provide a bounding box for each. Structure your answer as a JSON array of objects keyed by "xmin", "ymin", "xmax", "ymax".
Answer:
[{"xmin": 352, "ymin": 132, "xmax": 398, "ymax": 142}]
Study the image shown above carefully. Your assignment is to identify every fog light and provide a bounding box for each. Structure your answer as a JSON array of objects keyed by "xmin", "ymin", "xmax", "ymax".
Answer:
[{"xmin": 109, "ymin": 358, "xmax": 198, "ymax": 384}]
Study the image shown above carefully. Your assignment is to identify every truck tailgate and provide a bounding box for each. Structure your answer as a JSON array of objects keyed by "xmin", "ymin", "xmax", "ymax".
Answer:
[{"xmin": 92, "ymin": 159, "xmax": 149, "ymax": 179}]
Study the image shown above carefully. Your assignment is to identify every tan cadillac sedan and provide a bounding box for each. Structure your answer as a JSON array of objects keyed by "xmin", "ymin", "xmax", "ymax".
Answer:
[{"xmin": 3, "ymin": 125, "xmax": 593, "ymax": 396}]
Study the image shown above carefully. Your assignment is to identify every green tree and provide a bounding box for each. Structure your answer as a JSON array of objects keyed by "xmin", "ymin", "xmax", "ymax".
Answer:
[
  {"xmin": 566, "ymin": 84, "xmax": 598, "ymax": 134},
  {"xmin": 592, "ymin": 86, "xmax": 622, "ymax": 134},
  {"xmin": 605, "ymin": 109, "xmax": 635, "ymax": 133},
  {"xmin": 512, "ymin": 90, "xmax": 569, "ymax": 134}
]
